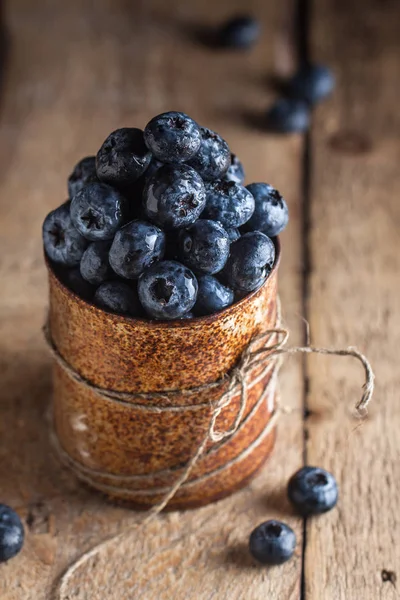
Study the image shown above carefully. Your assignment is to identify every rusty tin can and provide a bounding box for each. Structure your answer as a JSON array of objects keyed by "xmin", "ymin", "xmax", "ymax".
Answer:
[{"xmin": 47, "ymin": 239, "xmax": 281, "ymax": 509}]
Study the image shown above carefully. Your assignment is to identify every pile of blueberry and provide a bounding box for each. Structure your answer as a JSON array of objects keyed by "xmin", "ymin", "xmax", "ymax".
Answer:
[
  {"xmin": 43, "ymin": 112, "xmax": 288, "ymax": 320},
  {"xmin": 249, "ymin": 466, "xmax": 338, "ymax": 565}
]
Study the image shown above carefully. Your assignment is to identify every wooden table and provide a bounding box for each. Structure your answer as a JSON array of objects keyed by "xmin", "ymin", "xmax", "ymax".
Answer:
[{"xmin": 0, "ymin": 0, "xmax": 398, "ymax": 598}]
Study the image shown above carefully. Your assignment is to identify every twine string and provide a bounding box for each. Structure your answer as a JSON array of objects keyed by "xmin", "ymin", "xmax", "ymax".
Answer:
[{"xmin": 44, "ymin": 315, "xmax": 374, "ymax": 600}]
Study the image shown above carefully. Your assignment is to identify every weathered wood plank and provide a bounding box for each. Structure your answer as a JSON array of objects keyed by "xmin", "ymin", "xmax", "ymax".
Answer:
[
  {"xmin": 0, "ymin": 1, "xmax": 305, "ymax": 598},
  {"xmin": 306, "ymin": 0, "xmax": 400, "ymax": 598}
]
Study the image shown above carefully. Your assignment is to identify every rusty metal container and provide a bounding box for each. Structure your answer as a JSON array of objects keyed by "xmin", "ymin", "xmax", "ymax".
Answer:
[{"xmin": 47, "ymin": 239, "xmax": 281, "ymax": 510}]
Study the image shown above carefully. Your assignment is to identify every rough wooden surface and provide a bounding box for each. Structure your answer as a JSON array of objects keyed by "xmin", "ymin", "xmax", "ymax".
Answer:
[
  {"xmin": 0, "ymin": 1, "xmax": 305, "ymax": 599},
  {"xmin": 305, "ymin": 1, "xmax": 400, "ymax": 599}
]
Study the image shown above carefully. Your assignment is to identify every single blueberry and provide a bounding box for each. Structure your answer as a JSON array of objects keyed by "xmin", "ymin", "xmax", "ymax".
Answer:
[
  {"xmin": 143, "ymin": 164, "xmax": 206, "ymax": 230},
  {"xmin": 109, "ymin": 220, "xmax": 166, "ymax": 280},
  {"xmin": 80, "ymin": 241, "xmax": 114, "ymax": 285},
  {"xmin": 94, "ymin": 281, "xmax": 143, "ymax": 316},
  {"xmin": 225, "ymin": 227, "xmax": 241, "ymax": 242},
  {"xmin": 68, "ymin": 156, "xmax": 98, "ymax": 199},
  {"xmin": 194, "ymin": 275, "xmax": 234, "ymax": 316},
  {"xmin": 178, "ymin": 219, "xmax": 230, "ymax": 275},
  {"xmin": 287, "ymin": 63, "xmax": 335, "ymax": 105},
  {"xmin": 43, "ymin": 201, "xmax": 88, "ymax": 267},
  {"xmin": 244, "ymin": 183, "xmax": 289, "ymax": 237},
  {"xmin": 203, "ymin": 180, "xmax": 255, "ymax": 229},
  {"xmin": 0, "ymin": 504, "xmax": 24, "ymax": 563},
  {"xmin": 188, "ymin": 127, "xmax": 231, "ymax": 181},
  {"xmin": 266, "ymin": 98, "xmax": 310, "ymax": 133},
  {"xmin": 288, "ymin": 466, "xmax": 338, "ymax": 515},
  {"xmin": 70, "ymin": 181, "xmax": 128, "ymax": 241},
  {"xmin": 218, "ymin": 15, "xmax": 261, "ymax": 49},
  {"xmin": 249, "ymin": 520, "xmax": 296, "ymax": 565},
  {"xmin": 144, "ymin": 111, "xmax": 202, "ymax": 163},
  {"xmin": 96, "ymin": 128, "xmax": 152, "ymax": 187},
  {"xmin": 221, "ymin": 231, "xmax": 275, "ymax": 292},
  {"xmin": 224, "ymin": 153, "xmax": 245, "ymax": 184},
  {"xmin": 180, "ymin": 311, "xmax": 194, "ymax": 319},
  {"xmin": 138, "ymin": 260, "xmax": 198, "ymax": 320}
]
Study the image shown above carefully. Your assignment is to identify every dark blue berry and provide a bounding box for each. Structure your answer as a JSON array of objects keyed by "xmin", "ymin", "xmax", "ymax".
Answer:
[
  {"xmin": 249, "ymin": 520, "xmax": 296, "ymax": 566},
  {"xmin": 68, "ymin": 156, "xmax": 98, "ymax": 199},
  {"xmin": 218, "ymin": 15, "xmax": 260, "ymax": 49},
  {"xmin": 80, "ymin": 241, "xmax": 113, "ymax": 285},
  {"xmin": 109, "ymin": 220, "xmax": 166, "ymax": 280},
  {"xmin": 143, "ymin": 164, "xmax": 206, "ymax": 230},
  {"xmin": 144, "ymin": 112, "xmax": 201, "ymax": 163},
  {"xmin": 94, "ymin": 281, "xmax": 142, "ymax": 316},
  {"xmin": 221, "ymin": 231, "xmax": 275, "ymax": 292},
  {"xmin": 62, "ymin": 267, "xmax": 97, "ymax": 300},
  {"xmin": 180, "ymin": 311, "xmax": 194, "ymax": 319},
  {"xmin": 43, "ymin": 201, "xmax": 88, "ymax": 267},
  {"xmin": 96, "ymin": 128, "xmax": 152, "ymax": 187},
  {"xmin": 288, "ymin": 466, "xmax": 338, "ymax": 515},
  {"xmin": 203, "ymin": 180, "xmax": 254, "ymax": 229},
  {"xmin": 225, "ymin": 227, "xmax": 241, "ymax": 242},
  {"xmin": 288, "ymin": 64, "xmax": 335, "ymax": 105},
  {"xmin": 0, "ymin": 504, "xmax": 24, "ymax": 563},
  {"xmin": 178, "ymin": 219, "xmax": 230, "ymax": 275},
  {"xmin": 194, "ymin": 275, "xmax": 234, "ymax": 316},
  {"xmin": 225, "ymin": 153, "xmax": 245, "ymax": 184},
  {"xmin": 70, "ymin": 182, "xmax": 127, "ymax": 241},
  {"xmin": 138, "ymin": 260, "xmax": 198, "ymax": 320},
  {"xmin": 266, "ymin": 98, "xmax": 310, "ymax": 133},
  {"xmin": 188, "ymin": 127, "xmax": 231, "ymax": 181},
  {"xmin": 244, "ymin": 183, "xmax": 289, "ymax": 237}
]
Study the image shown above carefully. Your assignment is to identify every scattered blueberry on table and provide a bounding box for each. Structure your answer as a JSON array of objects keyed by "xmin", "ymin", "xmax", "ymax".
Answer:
[
  {"xmin": 42, "ymin": 111, "xmax": 289, "ymax": 319},
  {"xmin": 249, "ymin": 520, "xmax": 296, "ymax": 565},
  {"xmin": 266, "ymin": 98, "xmax": 311, "ymax": 134},
  {"xmin": 217, "ymin": 15, "xmax": 261, "ymax": 49},
  {"xmin": 288, "ymin": 466, "xmax": 338, "ymax": 515},
  {"xmin": 0, "ymin": 504, "xmax": 24, "ymax": 563},
  {"xmin": 287, "ymin": 63, "xmax": 335, "ymax": 105}
]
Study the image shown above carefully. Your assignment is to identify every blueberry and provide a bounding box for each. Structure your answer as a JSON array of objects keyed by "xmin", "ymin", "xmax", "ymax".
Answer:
[
  {"xmin": 68, "ymin": 156, "xmax": 98, "ymax": 199},
  {"xmin": 288, "ymin": 466, "xmax": 338, "ymax": 515},
  {"xmin": 43, "ymin": 201, "xmax": 88, "ymax": 267},
  {"xmin": 249, "ymin": 520, "xmax": 296, "ymax": 566},
  {"xmin": 224, "ymin": 153, "xmax": 245, "ymax": 185},
  {"xmin": 225, "ymin": 227, "xmax": 240, "ymax": 242},
  {"xmin": 94, "ymin": 281, "xmax": 143, "ymax": 316},
  {"xmin": 62, "ymin": 267, "xmax": 97, "ymax": 300},
  {"xmin": 80, "ymin": 241, "xmax": 113, "ymax": 285},
  {"xmin": 109, "ymin": 220, "xmax": 166, "ymax": 280},
  {"xmin": 266, "ymin": 98, "xmax": 310, "ymax": 133},
  {"xmin": 96, "ymin": 128, "xmax": 152, "ymax": 187},
  {"xmin": 221, "ymin": 231, "xmax": 275, "ymax": 292},
  {"xmin": 194, "ymin": 275, "xmax": 234, "ymax": 316},
  {"xmin": 70, "ymin": 182, "xmax": 127, "ymax": 241},
  {"xmin": 138, "ymin": 260, "xmax": 198, "ymax": 320},
  {"xmin": 188, "ymin": 127, "xmax": 231, "ymax": 181},
  {"xmin": 144, "ymin": 112, "xmax": 202, "ymax": 164},
  {"xmin": 244, "ymin": 183, "xmax": 289, "ymax": 237},
  {"xmin": 287, "ymin": 64, "xmax": 335, "ymax": 105},
  {"xmin": 143, "ymin": 164, "xmax": 206, "ymax": 230},
  {"xmin": 178, "ymin": 219, "xmax": 230, "ymax": 275},
  {"xmin": 203, "ymin": 180, "xmax": 254, "ymax": 229},
  {"xmin": 180, "ymin": 311, "xmax": 194, "ymax": 319},
  {"xmin": 218, "ymin": 15, "xmax": 261, "ymax": 49},
  {"xmin": 0, "ymin": 504, "xmax": 24, "ymax": 563}
]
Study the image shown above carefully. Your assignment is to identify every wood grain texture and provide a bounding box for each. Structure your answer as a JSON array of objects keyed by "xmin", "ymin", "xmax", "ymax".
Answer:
[
  {"xmin": 0, "ymin": 0, "xmax": 304, "ymax": 598},
  {"xmin": 305, "ymin": 0, "xmax": 400, "ymax": 598}
]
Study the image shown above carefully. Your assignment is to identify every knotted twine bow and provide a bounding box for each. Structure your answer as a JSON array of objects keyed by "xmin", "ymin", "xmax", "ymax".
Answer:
[{"xmin": 43, "ymin": 315, "xmax": 374, "ymax": 599}]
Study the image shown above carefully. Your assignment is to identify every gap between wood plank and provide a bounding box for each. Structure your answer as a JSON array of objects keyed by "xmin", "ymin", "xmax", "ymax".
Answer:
[{"xmin": 296, "ymin": 0, "xmax": 311, "ymax": 598}]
